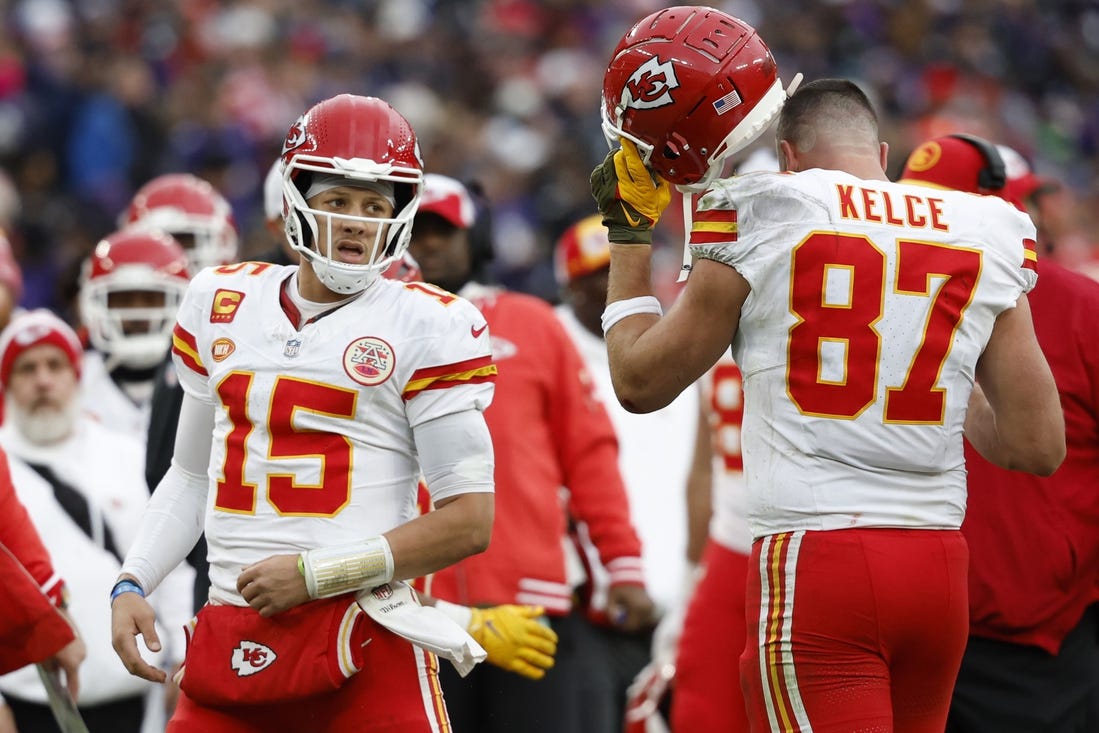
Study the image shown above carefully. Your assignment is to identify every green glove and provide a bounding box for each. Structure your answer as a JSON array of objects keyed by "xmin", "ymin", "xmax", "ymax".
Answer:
[{"xmin": 590, "ymin": 139, "xmax": 672, "ymax": 245}]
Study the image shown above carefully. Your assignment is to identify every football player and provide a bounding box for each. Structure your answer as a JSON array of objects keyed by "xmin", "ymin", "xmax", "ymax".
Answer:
[
  {"xmin": 592, "ymin": 21, "xmax": 1065, "ymax": 729},
  {"xmin": 111, "ymin": 94, "xmax": 498, "ymax": 732}
]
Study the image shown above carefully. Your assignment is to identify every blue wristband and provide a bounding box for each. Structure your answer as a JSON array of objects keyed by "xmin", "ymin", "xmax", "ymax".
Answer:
[{"xmin": 110, "ymin": 579, "xmax": 145, "ymax": 603}]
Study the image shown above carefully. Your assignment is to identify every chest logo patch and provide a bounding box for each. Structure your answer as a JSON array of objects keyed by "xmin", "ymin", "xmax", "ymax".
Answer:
[
  {"xmin": 210, "ymin": 289, "xmax": 245, "ymax": 323},
  {"xmin": 343, "ymin": 336, "xmax": 396, "ymax": 386},
  {"xmin": 211, "ymin": 338, "xmax": 235, "ymax": 362},
  {"xmin": 231, "ymin": 640, "xmax": 276, "ymax": 677}
]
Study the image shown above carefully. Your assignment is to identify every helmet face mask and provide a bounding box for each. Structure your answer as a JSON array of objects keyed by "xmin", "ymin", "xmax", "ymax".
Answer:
[
  {"xmin": 601, "ymin": 6, "xmax": 787, "ymax": 190},
  {"xmin": 79, "ymin": 230, "xmax": 190, "ymax": 370},
  {"xmin": 280, "ymin": 95, "xmax": 424, "ymax": 294}
]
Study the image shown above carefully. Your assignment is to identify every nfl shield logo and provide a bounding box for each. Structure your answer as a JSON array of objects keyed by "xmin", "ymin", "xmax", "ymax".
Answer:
[{"xmin": 284, "ymin": 337, "xmax": 302, "ymax": 358}]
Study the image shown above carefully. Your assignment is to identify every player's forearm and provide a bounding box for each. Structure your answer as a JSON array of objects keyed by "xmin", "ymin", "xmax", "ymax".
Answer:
[
  {"xmin": 965, "ymin": 383, "xmax": 1064, "ymax": 475},
  {"xmin": 119, "ymin": 462, "xmax": 207, "ymax": 593},
  {"xmin": 385, "ymin": 491, "xmax": 493, "ymax": 580},
  {"xmin": 604, "ymin": 244, "xmax": 680, "ymax": 413}
]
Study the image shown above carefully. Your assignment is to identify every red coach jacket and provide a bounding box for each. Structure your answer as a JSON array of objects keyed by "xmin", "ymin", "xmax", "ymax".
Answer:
[
  {"xmin": 963, "ymin": 260, "xmax": 1099, "ymax": 655},
  {"xmin": 431, "ymin": 286, "xmax": 644, "ymax": 614}
]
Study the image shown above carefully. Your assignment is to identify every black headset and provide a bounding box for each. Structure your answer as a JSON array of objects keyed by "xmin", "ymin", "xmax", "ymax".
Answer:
[{"xmin": 948, "ymin": 133, "xmax": 1007, "ymax": 191}]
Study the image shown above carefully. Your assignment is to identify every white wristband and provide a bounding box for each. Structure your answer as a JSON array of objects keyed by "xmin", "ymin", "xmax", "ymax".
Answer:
[
  {"xmin": 601, "ymin": 296, "xmax": 663, "ymax": 336},
  {"xmin": 301, "ymin": 536, "xmax": 395, "ymax": 599}
]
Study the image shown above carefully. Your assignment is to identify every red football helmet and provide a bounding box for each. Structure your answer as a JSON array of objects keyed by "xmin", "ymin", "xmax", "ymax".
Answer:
[
  {"xmin": 602, "ymin": 6, "xmax": 792, "ymax": 189},
  {"xmin": 124, "ymin": 173, "xmax": 239, "ymax": 273},
  {"xmin": 79, "ymin": 229, "xmax": 190, "ymax": 370},
  {"xmin": 280, "ymin": 94, "xmax": 424, "ymax": 294}
]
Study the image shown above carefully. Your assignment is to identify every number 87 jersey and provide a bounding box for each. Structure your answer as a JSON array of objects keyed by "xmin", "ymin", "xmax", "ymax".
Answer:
[
  {"xmin": 170, "ymin": 262, "xmax": 495, "ymax": 602},
  {"xmin": 690, "ymin": 169, "xmax": 1038, "ymax": 538}
]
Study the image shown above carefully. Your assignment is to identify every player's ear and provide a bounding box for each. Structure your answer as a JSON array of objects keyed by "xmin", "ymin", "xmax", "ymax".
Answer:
[
  {"xmin": 879, "ymin": 141, "xmax": 889, "ymax": 172},
  {"xmin": 778, "ymin": 139, "xmax": 798, "ymax": 173}
]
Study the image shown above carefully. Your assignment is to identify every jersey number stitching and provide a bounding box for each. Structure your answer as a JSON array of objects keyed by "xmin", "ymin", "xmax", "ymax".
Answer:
[
  {"xmin": 215, "ymin": 371, "xmax": 358, "ymax": 516},
  {"xmin": 786, "ymin": 233, "xmax": 982, "ymax": 425}
]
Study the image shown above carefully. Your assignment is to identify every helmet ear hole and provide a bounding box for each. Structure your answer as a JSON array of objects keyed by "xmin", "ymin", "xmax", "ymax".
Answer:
[{"xmin": 294, "ymin": 210, "xmax": 313, "ymax": 250}]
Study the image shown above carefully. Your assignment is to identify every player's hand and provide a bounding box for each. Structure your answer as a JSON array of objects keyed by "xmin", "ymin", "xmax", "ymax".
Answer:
[
  {"xmin": 607, "ymin": 583, "xmax": 656, "ymax": 633},
  {"xmin": 590, "ymin": 138, "xmax": 672, "ymax": 245},
  {"xmin": 43, "ymin": 609, "xmax": 86, "ymax": 699},
  {"xmin": 237, "ymin": 554, "xmax": 310, "ymax": 617},
  {"xmin": 111, "ymin": 592, "xmax": 166, "ymax": 683},
  {"xmin": 468, "ymin": 605, "xmax": 559, "ymax": 680}
]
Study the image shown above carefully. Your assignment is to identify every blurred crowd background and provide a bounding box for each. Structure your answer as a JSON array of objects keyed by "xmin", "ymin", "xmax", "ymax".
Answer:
[{"xmin": 0, "ymin": 0, "xmax": 1097, "ymax": 318}]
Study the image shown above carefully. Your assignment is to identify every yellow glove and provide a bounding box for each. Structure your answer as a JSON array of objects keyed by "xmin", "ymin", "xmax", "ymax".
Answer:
[
  {"xmin": 590, "ymin": 138, "xmax": 673, "ymax": 245},
  {"xmin": 468, "ymin": 605, "xmax": 559, "ymax": 680}
]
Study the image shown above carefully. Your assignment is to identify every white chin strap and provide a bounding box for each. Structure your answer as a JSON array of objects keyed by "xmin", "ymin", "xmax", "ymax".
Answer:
[{"xmin": 308, "ymin": 252, "xmax": 385, "ymax": 294}]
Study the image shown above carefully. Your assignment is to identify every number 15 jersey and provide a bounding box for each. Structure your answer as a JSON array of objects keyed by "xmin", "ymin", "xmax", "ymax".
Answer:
[
  {"xmin": 691, "ymin": 169, "xmax": 1037, "ymax": 538},
  {"xmin": 170, "ymin": 263, "xmax": 495, "ymax": 605}
]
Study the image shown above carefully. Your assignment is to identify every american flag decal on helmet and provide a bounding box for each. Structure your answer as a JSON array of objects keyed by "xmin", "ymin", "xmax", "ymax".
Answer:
[
  {"xmin": 689, "ymin": 208, "xmax": 738, "ymax": 245},
  {"xmin": 712, "ymin": 88, "xmax": 742, "ymax": 115}
]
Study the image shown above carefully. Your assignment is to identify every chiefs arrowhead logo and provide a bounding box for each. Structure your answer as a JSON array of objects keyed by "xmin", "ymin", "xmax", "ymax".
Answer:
[
  {"xmin": 282, "ymin": 115, "xmax": 316, "ymax": 157},
  {"xmin": 230, "ymin": 640, "xmax": 276, "ymax": 677},
  {"xmin": 624, "ymin": 56, "xmax": 680, "ymax": 110}
]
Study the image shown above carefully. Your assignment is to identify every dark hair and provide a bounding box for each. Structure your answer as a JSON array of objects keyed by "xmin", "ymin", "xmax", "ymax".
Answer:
[{"xmin": 777, "ymin": 79, "xmax": 878, "ymax": 151}]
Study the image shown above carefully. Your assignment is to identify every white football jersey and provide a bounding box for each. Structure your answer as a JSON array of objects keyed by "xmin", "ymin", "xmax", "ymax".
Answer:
[
  {"xmin": 692, "ymin": 169, "xmax": 1038, "ymax": 537},
  {"xmin": 171, "ymin": 263, "xmax": 495, "ymax": 604}
]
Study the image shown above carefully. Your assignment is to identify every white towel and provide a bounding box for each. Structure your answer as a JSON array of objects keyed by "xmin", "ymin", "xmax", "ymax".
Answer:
[{"xmin": 356, "ymin": 581, "xmax": 486, "ymax": 677}]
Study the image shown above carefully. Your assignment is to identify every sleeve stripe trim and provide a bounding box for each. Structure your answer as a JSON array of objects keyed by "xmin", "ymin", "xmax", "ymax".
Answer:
[
  {"xmin": 408, "ymin": 354, "xmax": 493, "ymax": 382},
  {"xmin": 172, "ymin": 323, "xmax": 199, "ymax": 351},
  {"xmin": 40, "ymin": 572, "xmax": 62, "ymax": 595},
  {"xmin": 401, "ymin": 369, "xmax": 496, "ymax": 401},
  {"xmin": 691, "ymin": 221, "xmax": 738, "ymax": 234},
  {"xmin": 694, "ymin": 208, "xmax": 737, "ymax": 223},
  {"xmin": 172, "ymin": 339, "xmax": 209, "ymax": 377},
  {"xmin": 689, "ymin": 231, "xmax": 739, "ymax": 245},
  {"xmin": 1022, "ymin": 258, "xmax": 1038, "ymax": 273}
]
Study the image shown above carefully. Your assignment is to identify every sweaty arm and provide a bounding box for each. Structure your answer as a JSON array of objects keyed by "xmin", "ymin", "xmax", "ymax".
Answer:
[
  {"xmin": 119, "ymin": 393, "xmax": 213, "ymax": 593},
  {"xmin": 606, "ymin": 251, "xmax": 748, "ymax": 413},
  {"xmin": 966, "ymin": 294, "xmax": 1065, "ymax": 475}
]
